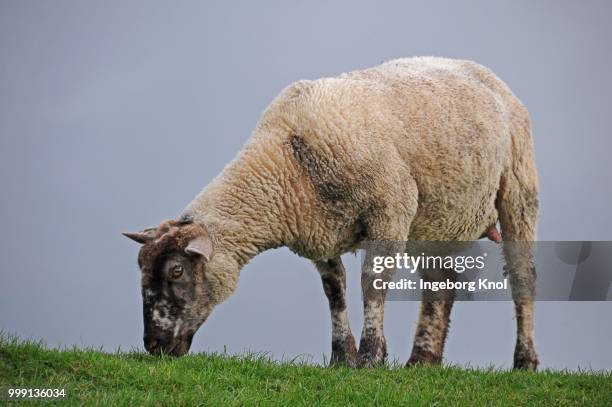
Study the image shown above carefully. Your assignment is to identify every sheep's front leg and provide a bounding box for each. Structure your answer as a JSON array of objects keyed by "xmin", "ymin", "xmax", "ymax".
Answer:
[
  {"xmin": 315, "ymin": 258, "xmax": 357, "ymax": 366},
  {"xmin": 357, "ymin": 281, "xmax": 387, "ymax": 367},
  {"xmin": 357, "ymin": 243, "xmax": 401, "ymax": 368}
]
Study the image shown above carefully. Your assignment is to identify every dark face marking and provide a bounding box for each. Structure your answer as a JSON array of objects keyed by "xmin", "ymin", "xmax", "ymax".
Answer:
[{"xmin": 142, "ymin": 252, "xmax": 208, "ymax": 356}]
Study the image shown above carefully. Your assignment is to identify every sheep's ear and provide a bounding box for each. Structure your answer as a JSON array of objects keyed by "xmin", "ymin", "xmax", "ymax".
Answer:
[
  {"xmin": 185, "ymin": 234, "xmax": 213, "ymax": 261},
  {"xmin": 122, "ymin": 227, "xmax": 157, "ymax": 244}
]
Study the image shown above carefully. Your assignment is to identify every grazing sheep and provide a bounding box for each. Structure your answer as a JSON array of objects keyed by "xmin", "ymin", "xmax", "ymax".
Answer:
[{"xmin": 124, "ymin": 57, "xmax": 539, "ymax": 370}]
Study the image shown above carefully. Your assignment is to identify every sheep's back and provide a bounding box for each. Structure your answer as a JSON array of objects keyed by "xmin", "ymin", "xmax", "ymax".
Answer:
[{"xmin": 260, "ymin": 57, "xmax": 531, "ymax": 241}]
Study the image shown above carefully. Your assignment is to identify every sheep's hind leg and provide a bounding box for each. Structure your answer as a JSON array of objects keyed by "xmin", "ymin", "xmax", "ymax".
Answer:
[
  {"xmin": 315, "ymin": 257, "xmax": 357, "ymax": 366},
  {"xmin": 500, "ymin": 225, "xmax": 539, "ymax": 370},
  {"xmin": 406, "ymin": 265, "xmax": 456, "ymax": 366},
  {"xmin": 498, "ymin": 161, "xmax": 540, "ymax": 370}
]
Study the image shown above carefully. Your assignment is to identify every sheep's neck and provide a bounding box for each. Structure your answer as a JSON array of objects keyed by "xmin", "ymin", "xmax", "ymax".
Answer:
[{"xmin": 183, "ymin": 138, "xmax": 297, "ymax": 267}]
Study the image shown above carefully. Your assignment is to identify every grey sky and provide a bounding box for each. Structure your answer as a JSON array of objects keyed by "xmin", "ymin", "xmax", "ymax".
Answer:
[{"xmin": 1, "ymin": 0, "xmax": 611, "ymax": 370}]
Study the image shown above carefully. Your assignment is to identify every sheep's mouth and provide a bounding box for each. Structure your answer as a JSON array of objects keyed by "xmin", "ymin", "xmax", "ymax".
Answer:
[
  {"xmin": 146, "ymin": 333, "xmax": 194, "ymax": 357},
  {"xmin": 167, "ymin": 334, "xmax": 194, "ymax": 357}
]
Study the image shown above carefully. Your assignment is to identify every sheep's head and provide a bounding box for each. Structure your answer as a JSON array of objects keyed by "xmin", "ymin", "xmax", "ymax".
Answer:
[{"xmin": 123, "ymin": 220, "xmax": 222, "ymax": 357}]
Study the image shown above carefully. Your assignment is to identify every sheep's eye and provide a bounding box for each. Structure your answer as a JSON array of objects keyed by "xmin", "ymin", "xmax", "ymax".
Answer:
[{"xmin": 169, "ymin": 265, "xmax": 183, "ymax": 279}]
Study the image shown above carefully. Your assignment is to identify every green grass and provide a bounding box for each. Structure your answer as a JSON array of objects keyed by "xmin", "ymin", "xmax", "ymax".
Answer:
[{"xmin": 1, "ymin": 335, "xmax": 611, "ymax": 406}]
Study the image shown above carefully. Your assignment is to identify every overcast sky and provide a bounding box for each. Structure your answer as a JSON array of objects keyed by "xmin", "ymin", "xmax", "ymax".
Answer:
[{"xmin": 1, "ymin": 0, "xmax": 611, "ymax": 370}]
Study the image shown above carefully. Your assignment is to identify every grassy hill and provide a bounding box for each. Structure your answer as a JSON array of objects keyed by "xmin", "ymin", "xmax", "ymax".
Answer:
[{"xmin": 1, "ymin": 335, "xmax": 611, "ymax": 406}]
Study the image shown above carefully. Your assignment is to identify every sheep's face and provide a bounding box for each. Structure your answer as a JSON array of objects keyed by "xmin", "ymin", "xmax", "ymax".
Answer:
[
  {"xmin": 124, "ymin": 220, "xmax": 216, "ymax": 357},
  {"xmin": 140, "ymin": 251, "xmax": 214, "ymax": 356}
]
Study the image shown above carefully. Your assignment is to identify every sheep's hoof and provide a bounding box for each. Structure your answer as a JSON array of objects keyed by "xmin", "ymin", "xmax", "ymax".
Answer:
[
  {"xmin": 513, "ymin": 345, "xmax": 539, "ymax": 371},
  {"xmin": 329, "ymin": 335, "xmax": 358, "ymax": 367},
  {"xmin": 356, "ymin": 335, "xmax": 387, "ymax": 368},
  {"xmin": 405, "ymin": 348, "xmax": 442, "ymax": 368}
]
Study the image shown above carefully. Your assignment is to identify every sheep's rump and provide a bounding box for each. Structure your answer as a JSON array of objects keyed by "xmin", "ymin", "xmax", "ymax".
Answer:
[{"xmin": 264, "ymin": 57, "xmax": 534, "ymax": 242}]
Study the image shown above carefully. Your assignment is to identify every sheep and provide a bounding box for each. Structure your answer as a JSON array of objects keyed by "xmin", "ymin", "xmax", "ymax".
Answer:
[{"xmin": 124, "ymin": 57, "xmax": 539, "ymax": 370}]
